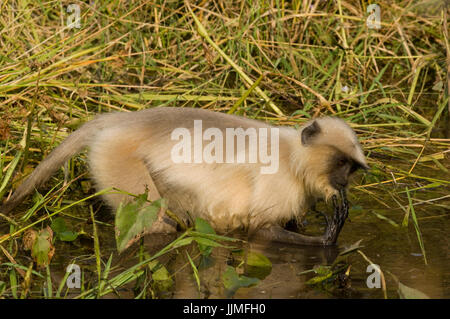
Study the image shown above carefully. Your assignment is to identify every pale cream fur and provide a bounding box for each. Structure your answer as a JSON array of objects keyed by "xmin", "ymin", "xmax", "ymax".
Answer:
[{"xmin": 2, "ymin": 107, "xmax": 367, "ymax": 234}]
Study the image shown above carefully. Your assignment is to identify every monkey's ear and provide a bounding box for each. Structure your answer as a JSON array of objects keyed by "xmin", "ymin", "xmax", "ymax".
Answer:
[{"xmin": 301, "ymin": 120, "xmax": 321, "ymax": 145}]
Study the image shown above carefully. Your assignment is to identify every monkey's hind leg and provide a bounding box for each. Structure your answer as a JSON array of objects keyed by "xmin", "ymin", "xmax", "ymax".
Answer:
[
  {"xmin": 252, "ymin": 189, "xmax": 349, "ymax": 246},
  {"xmin": 89, "ymin": 129, "xmax": 176, "ymax": 234}
]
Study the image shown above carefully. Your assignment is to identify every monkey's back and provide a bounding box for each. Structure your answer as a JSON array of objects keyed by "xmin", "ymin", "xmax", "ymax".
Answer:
[{"xmin": 87, "ymin": 107, "xmax": 307, "ymax": 231}]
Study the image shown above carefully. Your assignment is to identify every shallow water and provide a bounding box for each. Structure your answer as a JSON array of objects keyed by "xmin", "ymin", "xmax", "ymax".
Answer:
[
  {"xmin": 167, "ymin": 168, "xmax": 450, "ymax": 299},
  {"xmin": 166, "ymin": 192, "xmax": 449, "ymax": 299},
  {"xmin": 1, "ymin": 167, "xmax": 448, "ymax": 299}
]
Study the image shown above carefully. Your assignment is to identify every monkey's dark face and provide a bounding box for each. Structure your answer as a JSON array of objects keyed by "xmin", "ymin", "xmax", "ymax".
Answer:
[
  {"xmin": 327, "ymin": 150, "xmax": 364, "ymax": 191},
  {"xmin": 299, "ymin": 118, "xmax": 369, "ymax": 201}
]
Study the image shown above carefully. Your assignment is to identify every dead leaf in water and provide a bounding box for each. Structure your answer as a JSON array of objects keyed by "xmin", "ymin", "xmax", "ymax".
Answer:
[{"xmin": 22, "ymin": 229, "xmax": 37, "ymax": 251}]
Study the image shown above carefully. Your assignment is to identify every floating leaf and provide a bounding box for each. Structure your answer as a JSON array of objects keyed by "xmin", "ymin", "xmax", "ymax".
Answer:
[
  {"xmin": 245, "ymin": 251, "xmax": 272, "ymax": 280},
  {"xmin": 115, "ymin": 194, "xmax": 165, "ymax": 253},
  {"xmin": 222, "ymin": 266, "xmax": 259, "ymax": 297},
  {"xmin": 51, "ymin": 217, "xmax": 78, "ymax": 242},
  {"xmin": 398, "ymin": 282, "xmax": 430, "ymax": 299},
  {"xmin": 50, "ymin": 217, "xmax": 66, "ymax": 233},
  {"xmin": 58, "ymin": 231, "xmax": 78, "ymax": 242},
  {"xmin": 31, "ymin": 227, "xmax": 55, "ymax": 268},
  {"xmin": 149, "ymin": 261, "xmax": 173, "ymax": 292}
]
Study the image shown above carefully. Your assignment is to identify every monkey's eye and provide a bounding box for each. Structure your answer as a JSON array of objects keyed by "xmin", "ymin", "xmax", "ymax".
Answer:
[{"xmin": 337, "ymin": 159, "xmax": 347, "ymax": 166}]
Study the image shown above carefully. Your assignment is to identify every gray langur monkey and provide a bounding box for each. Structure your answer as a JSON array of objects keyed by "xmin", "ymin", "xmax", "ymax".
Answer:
[{"xmin": 1, "ymin": 107, "xmax": 369, "ymax": 246}]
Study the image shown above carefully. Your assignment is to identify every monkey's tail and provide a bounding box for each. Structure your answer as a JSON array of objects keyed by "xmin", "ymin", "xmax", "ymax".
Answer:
[{"xmin": 1, "ymin": 120, "xmax": 99, "ymax": 214}]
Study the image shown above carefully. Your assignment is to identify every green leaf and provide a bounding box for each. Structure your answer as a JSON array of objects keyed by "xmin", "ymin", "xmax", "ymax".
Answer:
[
  {"xmin": 195, "ymin": 217, "xmax": 216, "ymax": 235},
  {"xmin": 58, "ymin": 231, "xmax": 78, "ymax": 242},
  {"xmin": 194, "ymin": 218, "xmax": 216, "ymax": 256},
  {"xmin": 398, "ymin": 282, "xmax": 430, "ymax": 299},
  {"xmin": 31, "ymin": 228, "xmax": 54, "ymax": 268},
  {"xmin": 187, "ymin": 230, "xmax": 240, "ymax": 242},
  {"xmin": 245, "ymin": 251, "xmax": 272, "ymax": 280},
  {"xmin": 193, "ymin": 237, "xmax": 227, "ymax": 248},
  {"xmin": 172, "ymin": 237, "xmax": 194, "ymax": 248},
  {"xmin": 115, "ymin": 195, "xmax": 165, "ymax": 253},
  {"xmin": 186, "ymin": 252, "xmax": 201, "ymax": 291},
  {"xmin": 51, "ymin": 217, "xmax": 78, "ymax": 242},
  {"xmin": 150, "ymin": 261, "xmax": 173, "ymax": 292},
  {"xmin": 313, "ymin": 265, "xmax": 332, "ymax": 276},
  {"xmin": 222, "ymin": 266, "xmax": 259, "ymax": 297},
  {"xmin": 306, "ymin": 272, "xmax": 333, "ymax": 285},
  {"xmin": 306, "ymin": 265, "xmax": 333, "ymax": 285},
  {"xmin": 50, "ymin": 217, "xmax": 66, "ymax": 233}
]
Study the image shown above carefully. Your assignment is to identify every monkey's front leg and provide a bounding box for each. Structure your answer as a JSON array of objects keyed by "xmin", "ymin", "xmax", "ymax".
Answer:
[
  {"xmin": 252, "ymin": 225, "xmax": 329, "ymax": 246},
  {"xmin": 323, "ymin": 189, "xmax": 349, "ymax": 244},
  {"xmin": 251, "ymin": 189, "xmax": 349, "ymax": 246}
]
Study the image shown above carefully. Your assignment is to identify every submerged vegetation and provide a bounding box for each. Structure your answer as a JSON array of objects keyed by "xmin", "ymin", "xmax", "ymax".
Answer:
[{"xmin": 0, "ymin": 0, "xmax": 449, "ymax": 298}]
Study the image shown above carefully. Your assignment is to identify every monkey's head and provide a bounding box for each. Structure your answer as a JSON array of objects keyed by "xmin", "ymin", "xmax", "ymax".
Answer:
[{"xmin": 293, "ymin": 117, "xmax": 369, "ymax": 201}]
